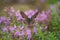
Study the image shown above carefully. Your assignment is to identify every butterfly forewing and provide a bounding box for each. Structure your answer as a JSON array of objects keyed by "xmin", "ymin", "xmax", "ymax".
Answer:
[
  {"xmin": 20, "ymin": 11, "xmax": 31, "ymax": 24},
  {"xmin": 31, "ymin": 10, "xmax": 39, "ymax": 23},
  {"xmin": 20, "ymin": 11, "xmax": 28, "ymax": 19}
]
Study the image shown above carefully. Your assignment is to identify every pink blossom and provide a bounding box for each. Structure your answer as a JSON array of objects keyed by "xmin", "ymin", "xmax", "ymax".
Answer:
[
  {"xmin": 0, "ymin": 16, "xmax": 7, "ymax": 21},
  {"xmin": 2, "ymin": 27, "xmax": 8, "ymax": 32},
  {"xmin": 46, "ymin": 10, "xmax": 50, "ymax": 16},
  {"xmin": 33, "ymin": 27, "xmax": 37, "ymax": 34},
  {"xmin": 50, "ymin": 5, "xmax": 55, "ymax": 9},
  {"xmin": 26, "ymin": 29, "xmax": 31, "ymax": 35},
  {"xmin": 19, "ymin": 31, "xmax": 24, "ymax": 37},
  {"xmin": 39, "ymin": 11, "xmax": 47, "ymax": 21},
  {"xmin": 27, "ymin": 34, "xmax": 32, "ymax": 40},
  {"xmin": 14, "ymin": 31, "xmax": 20, "ymax": 36},
  {"xmin": 35, "ymin": 13, "xmax": 40, "ymax": 22},
  {"xmin": 4, "ymin": 19, "xmax": 10, "ymax": 25},
  {"xmin": 9, "ymin": 26, "xmax": 15, "ymax": 32},
  {"xmin": 15, "ymin": 10, "xmax": 23, "ymax": 21},
  {"xmin": 26, "ymin": 29, "xmax": 32, "ymax": 40},
  {"xmin": 0, "ymin": 16, "xmax": 10, "ymax": 25},
  {"xmin": 15, "ymin": 10, "xmax": 21, "ymax": 16},
  {"xmin": 35, "ymin": 11, "xmax": 47, "ymax": 22}
]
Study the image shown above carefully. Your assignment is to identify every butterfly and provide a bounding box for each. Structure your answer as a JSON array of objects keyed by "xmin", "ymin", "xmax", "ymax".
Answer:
[{"xmin": 20, "ymin": 10, "xmax": 39, "ymax": 25}]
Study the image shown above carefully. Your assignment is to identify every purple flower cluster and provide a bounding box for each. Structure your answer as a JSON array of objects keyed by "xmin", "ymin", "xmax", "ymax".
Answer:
[
  {"xmin": 35, "ymin": 10, "xmax": 50, "ymax": 22},
  {"xmin": 0, "ymin": 6, "xmax": 51, "ymax": 40},
  {"xmin": 0, "ymin": 16, "xmax": 10, "ymax": 25},
  {"xmin": 4, "ymin": 7, "xmax": 15, "ymax": 16},
  {"xmin": 15, "ymin": 10, "xmax": 24, "ymax": 21},
  {"xmin": 2, "ymin": 27, "xmax": 8, "ymax": 32},
  {"xmin": 9, "ymin": 26, "xmax": 15, "ymax": 32}
]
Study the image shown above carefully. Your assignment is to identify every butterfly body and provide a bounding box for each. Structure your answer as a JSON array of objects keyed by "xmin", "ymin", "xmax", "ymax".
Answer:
[{"xmin": 27, "ymin": 18, "xmax": 32, "ymax": 24}]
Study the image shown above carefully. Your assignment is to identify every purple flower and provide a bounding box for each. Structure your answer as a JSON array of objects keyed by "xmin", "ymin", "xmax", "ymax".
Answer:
[
  {"xmin": 2, "ymin": 27, "xmax": 8, "ymax": 32},
  {"xmin": 0, "ymin": 16, "xmax": 6, "ymax": 21},
  {"xmin": 35, "ymin": 11, "xmax": 47, "ymax": 21},
  {"xmin": 17, "ymin": 16, "xmax": 24, "ymax": 21},
  {"xmin": 46, "ymin": 10, "xmax": 50, "ymax": 16},
  {"xmin": 26, "ymin": 29, "xmax": 31, "ymax": 35},
  {"xmin": 26, "ymin": 29, "xmax": 31, "ymax": 40},
  {"xmin": 57, "ymin": 1, "xmax": 60, "ymax": 6},
  {"xmin": 4, "ymin": 19, "xmax": 10, "ymax": 25},
  {"xmin": 33, "ymin": 27, "xmax": 37, "ymax": 34},
  {"xmin": 15, "ymin": 10, "xmax": 23, "ymax": 21},
  {"xmin": 35, "ymin": 14, "xmax": 40, "ymax": 22},
  {"xmin": 34, "ymin": 9, "xmax": 38, "ymax": 13},
  {"xmin": 19, "ymin": 31, "xmax": 24, "ymax": 37},
  {"xmin": 15, "ymin": 10, "xmax": 21, "ymax": 16},
  {"xmin": 39, "ymin": 11, "xmax": 47, "ymax": 21},
  {"xmin": 0, "ymin": 16, "xmax": 10, "ymax": 24},
  {"xmin": 14, "ymin": 31, "xmax": 20, "ymax": 36},
  {"xmin": 3, "ymin": 17, "xmax": 10, "ymax": 25},
  {"xmin": 9, "ymin": 26, "xmax": 15, "ymax": 32},
  {"xmin": 27, "ymin": 34, "xmax": 32, "ymax": 40},
  {"xmin": 50, "ymin": 5, "xmax": 55, "ymax": 9},
  {"xmin": 35, "ymin": 18, "xmax": 39, "ymax": 22}
]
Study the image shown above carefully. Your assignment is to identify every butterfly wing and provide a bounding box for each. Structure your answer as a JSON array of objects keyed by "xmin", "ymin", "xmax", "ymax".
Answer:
[
  {"xmin": 20, "ymin": 11, "xmax": 28, "ymax": 19},
  {"xmin": 20, "ymin": 11, "xmax": 31, "ymax": 24},
  {"xmin": 31, "ymin": 10, "xmax": 39, "ymax": 23},
  {"xmin": 31, "ymin": 11, "xmax": 39, "ymax": 19},
  {"xmin": 27, "ymin": 10, "xmax": 39, "ymax": 24}
]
